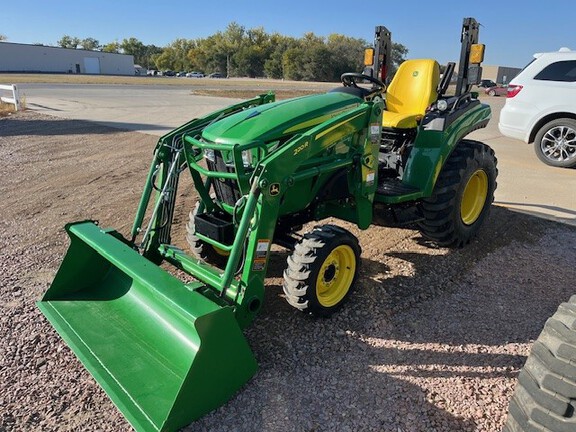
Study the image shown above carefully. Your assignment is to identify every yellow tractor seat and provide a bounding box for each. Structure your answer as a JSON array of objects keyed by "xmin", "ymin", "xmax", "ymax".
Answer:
[{"xmin": 383, "ymin": 59, "xmax": 440, "ymax": 129}]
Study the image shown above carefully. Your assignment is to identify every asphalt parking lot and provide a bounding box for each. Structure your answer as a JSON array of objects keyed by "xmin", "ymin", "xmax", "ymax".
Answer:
[{"xmin": 18, "ymin": 82, "xmax": 576, "ymax": 226}]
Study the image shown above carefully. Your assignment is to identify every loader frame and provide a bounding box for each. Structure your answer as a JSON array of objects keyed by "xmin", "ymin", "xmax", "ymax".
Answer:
[{"xmin": 133, "ymin": 94, "xmax": 385, "ymax": 328}]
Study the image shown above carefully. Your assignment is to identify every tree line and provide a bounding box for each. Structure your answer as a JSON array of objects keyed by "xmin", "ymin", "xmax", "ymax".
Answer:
[{"xmin": 3, "ymin": 24, "xmax": 409, "ymax": 81}]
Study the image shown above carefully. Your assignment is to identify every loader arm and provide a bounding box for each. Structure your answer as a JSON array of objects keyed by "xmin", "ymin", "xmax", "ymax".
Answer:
[
  {"xmin": 164, "ymin": 97, "xmax": 385, "ymax": 328},
  {"xmin": 131, "ymin": 92, "xmax": 276, "ymax": 252}
]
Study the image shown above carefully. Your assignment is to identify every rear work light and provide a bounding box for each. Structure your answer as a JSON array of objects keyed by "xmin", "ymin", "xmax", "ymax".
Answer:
[{"xmin": 507, "ymin": 85, "xmax": 523, "ymax": 98}]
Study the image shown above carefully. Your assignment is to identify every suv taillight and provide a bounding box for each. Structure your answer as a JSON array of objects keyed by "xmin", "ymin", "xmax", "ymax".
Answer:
[{"xmin": 507, "ymin": 85, "xmax": 523, "ymax": 98}]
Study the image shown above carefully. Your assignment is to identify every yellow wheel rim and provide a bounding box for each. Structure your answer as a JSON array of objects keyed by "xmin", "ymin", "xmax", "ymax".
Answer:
[
  {"xmin": 316, "ymin": 245, "xmax": 356, "ymax": 308},
  {"xmin": 461, "ymin": 169, "xmax": 488, "ymax": 225}
]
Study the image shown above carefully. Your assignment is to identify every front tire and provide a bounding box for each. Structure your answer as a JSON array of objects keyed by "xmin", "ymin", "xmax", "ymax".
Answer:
[
  {"xmin": 533, "ymin": 118, "xmax": 576, "ymax": 168},
  {"xmin": 282, "ymin": 225, "xmax": 361, "ymax": 317},
  {"xmin": 503, "ymin": 295, "xmax": 576, "ymax": 432},
  {"xmin": 418, "ymin": 140, "xmax": 498, "ymax": 247}
]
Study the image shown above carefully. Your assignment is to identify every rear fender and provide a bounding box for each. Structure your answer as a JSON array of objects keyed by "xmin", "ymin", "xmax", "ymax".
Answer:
[{"xmin": 402, "ymin": 101, "xmax": 491, "ymax": 196}]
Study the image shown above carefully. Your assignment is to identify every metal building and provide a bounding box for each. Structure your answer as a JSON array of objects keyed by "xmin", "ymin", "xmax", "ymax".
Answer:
[{"xmin": 0, "ymin": 42, "xmax": 135, "ymax": 75}]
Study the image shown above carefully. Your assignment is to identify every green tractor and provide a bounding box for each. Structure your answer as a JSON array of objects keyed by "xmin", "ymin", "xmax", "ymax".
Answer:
[{"xmin": 38, "ymin": 18, "xmax": 497, "ymax": 432}]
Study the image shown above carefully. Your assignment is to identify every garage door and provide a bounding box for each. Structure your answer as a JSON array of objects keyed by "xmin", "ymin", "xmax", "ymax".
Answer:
[{"xmin": 84, "ymin": 57, "xmax": 101, "ymax": 74}]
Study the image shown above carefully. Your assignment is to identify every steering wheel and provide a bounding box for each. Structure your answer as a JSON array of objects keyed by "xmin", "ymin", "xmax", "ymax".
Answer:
[{"xmin": 340, "ymin": 73, "xmax": 386, "ymax": 95}]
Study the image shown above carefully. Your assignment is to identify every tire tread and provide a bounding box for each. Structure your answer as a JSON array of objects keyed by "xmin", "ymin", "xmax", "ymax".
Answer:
[{"xmin": 504, "ymin": 297, "xmax": 576, "ymax": 431}]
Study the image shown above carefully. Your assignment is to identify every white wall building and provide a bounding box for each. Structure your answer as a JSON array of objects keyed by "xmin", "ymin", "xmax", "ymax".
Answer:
[{"xmin": 0, "ymin": 42, "xmax": 135, "ymax": 75}]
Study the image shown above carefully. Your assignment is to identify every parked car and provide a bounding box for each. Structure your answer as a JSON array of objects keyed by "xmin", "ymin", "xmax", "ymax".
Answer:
[
  {"xmin": 186, "ymin": 71, "xmax": 204, "ymax": 78},
  {"xmin": 484, "ymin": 85, "xmax": 507, "ymax": 96},
  {"xmin": 176, "ymin": 71, "xmax": 187, "ymax": 77},
  {"xmin": 163, "ymin": 70, "xmax": 176, "ymax": 77},
  {"xmin": 498, "ymin": 48, "xmax": 576, "ymax": 168},
  {"xmin": 479, "ymin": 79, "xmax": 497, "ymax": 88},
  {"xmin": 208, "ymin": 72, "xmax": 225, "ymax": 78}
]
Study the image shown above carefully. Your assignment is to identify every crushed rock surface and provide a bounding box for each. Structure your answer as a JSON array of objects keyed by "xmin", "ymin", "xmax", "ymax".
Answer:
[{"xmin": 1, "ymin": 111, "xmax": 575, "ymax": 432}]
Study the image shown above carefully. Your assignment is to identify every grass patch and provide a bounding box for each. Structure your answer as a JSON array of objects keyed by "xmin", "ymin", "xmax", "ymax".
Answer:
[{"xmin": 0, "ymin": 100, "xmax": 17, "ymax": 117}]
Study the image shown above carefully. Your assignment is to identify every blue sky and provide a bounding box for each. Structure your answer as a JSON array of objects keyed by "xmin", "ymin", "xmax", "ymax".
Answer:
[{"xmin": 2, "ymin": 0, "xmax": 574, "ymax": 68}]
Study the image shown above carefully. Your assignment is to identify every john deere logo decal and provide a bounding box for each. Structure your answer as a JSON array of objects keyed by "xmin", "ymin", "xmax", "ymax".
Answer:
[{"xmin": 270, "ymin": 183, "xmax": 280, "ymax": 196}]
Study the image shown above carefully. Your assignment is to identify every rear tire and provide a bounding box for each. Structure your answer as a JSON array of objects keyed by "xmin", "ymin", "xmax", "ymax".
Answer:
[
  {"xmin": 185, "ymin": 201, "xmax": 229, "ymax": 267},
  {"xmin": 418, "ymin": 140, "xmax": 498, "ymax": 247},
  {"xmin": 503, "ymin": 295, "xmax": 576, "ymax": 432},
  {"xmin": 282, "ymin": 225, "xmax": 361, "ymax": 317},
  {"xmin": 533, "ymin": 118, "xmax": 576, "ymax": 168}
]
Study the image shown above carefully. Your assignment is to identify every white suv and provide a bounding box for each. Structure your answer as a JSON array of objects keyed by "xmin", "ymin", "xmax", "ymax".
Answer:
[{"xmin": 498, "ymin": 48, "xmax": 576, "ymax": 168}]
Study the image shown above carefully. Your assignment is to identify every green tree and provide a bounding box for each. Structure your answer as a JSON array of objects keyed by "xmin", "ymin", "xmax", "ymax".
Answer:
[
  {"xmin": 120, "ymin": 38, "xmax": 147, "ymax": 65},
  {"xmin": 57, "ymin": 35, "xmax": 80, "ymax": 49},
  {"xmin": 90, "ymin": 23, "xmax": 410, "ymax": 80},
  {"xmin": 102, "ymin": 41, "xmax": 120, "ymax": 53},
  {"xmin": 303, "ymin": 44, "xmax": 334, "ymax": 81},
  {"xmin": 220, "ymin": 22, "xmax": 246, "ymax": 77},
  {"xmin": 326, "ymin": 34, "xmax": 367, "ymax": 81},
  {"xmin": 187, "ymin": 40, "xmax": 210, "ymax": 72},
  {"xmin": 264, "ymin": 34, "xmax": 298, "ymax": 79},
  {"xmin": 154, "ymin": 50, "xmax": 173, "ymax": 70},
  {"xmin": 234, "ymin": 27, "xmax": 271, "ymax": 77},
  {"xmin": 167, "ymin": 38, "xmax": 196, "ymax": 71},
  {"xmin": 153, "ymin": 40, "xmax": 195, "ymax": 71},
  {"xmin": 282, "ymin": 46, "xmax": 305, "ymax": 81},
  {"xmin": 235, "ymin": 45, "xmax": 264, "ymax": 77},
  {"xmin": 390, "ymin": 42, "xmax": 409, "ymax": 76},
  {"xmin": 143, "ymin": 45, "xmax": 164, "ymax": 69},
  {"xmin": 188, "ymin": 34, "xmax": 228, "ymax": 74},
  {"xmin": 288, "ymin": 32, "xmax": 331, "ymax": 81},
  {"xmin": 188, "ymin": 23, "xmax": 253, "ymax": 77},
  {"xmin": 80, "ymin": 38, "xmax": 100, "ymax": 51}
]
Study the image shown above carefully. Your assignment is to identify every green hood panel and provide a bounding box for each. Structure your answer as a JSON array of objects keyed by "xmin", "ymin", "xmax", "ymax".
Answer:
[{"xmin": 201, "ymin": 92, "xmax": 362, "ymax": 145}]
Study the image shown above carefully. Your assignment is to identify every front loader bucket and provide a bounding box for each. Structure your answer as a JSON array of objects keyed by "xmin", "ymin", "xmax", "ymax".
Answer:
[{"xmin": 37, "ymin": 221, "xmax": 257, "ymax": 432}]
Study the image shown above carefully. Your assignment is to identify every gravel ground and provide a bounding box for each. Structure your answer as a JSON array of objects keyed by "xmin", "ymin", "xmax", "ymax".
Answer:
[{"xmin": 1, "ymin": 111, "xmax": 575, "ymax": 432}]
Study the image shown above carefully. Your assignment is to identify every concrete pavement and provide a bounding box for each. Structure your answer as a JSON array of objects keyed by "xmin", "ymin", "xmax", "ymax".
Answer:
[
  {"xmin": 469, "ymin": 97, "xmax": 576, "ymax": 226},
  {"xmin": 21, "ymin": 84, "xmax": 244, "ymax": 135},
  {"xmin": 18, "ymin": 83, "xmax": 576, "ymax": 226}
]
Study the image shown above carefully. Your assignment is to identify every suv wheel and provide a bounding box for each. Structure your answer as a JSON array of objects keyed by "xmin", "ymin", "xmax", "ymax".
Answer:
[{"xmin": 534, "ymin": 118, "xmax": 576, "ymax": 168}]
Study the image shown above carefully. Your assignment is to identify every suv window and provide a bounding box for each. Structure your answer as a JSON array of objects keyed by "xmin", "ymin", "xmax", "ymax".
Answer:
[{"xmin": 534, "ymin": 60, "xmax": 576, "ymax": 82}]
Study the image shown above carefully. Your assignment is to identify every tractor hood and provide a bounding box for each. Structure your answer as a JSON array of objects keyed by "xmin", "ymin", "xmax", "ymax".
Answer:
[{"xmin": 201, "ymin": 92, "xmax": 362, "ymax": 145}]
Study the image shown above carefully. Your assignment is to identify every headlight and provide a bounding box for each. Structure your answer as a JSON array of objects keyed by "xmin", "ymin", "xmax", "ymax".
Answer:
[
  {"xmin": 241, "ymin": 150, "xmax": 252, "ymax": 167},
  {"xmin": 436, "ymin": 99, "xmax": 449, "ymax": 112}
]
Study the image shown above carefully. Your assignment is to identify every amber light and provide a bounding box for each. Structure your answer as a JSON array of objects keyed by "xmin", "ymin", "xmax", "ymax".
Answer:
[
  {"xmin": 364, "ymin": 48, "xmax": 374, "ymax": 66},
  {"xmin": 469, "ymin": 44, "xmax": 485, "ymax": 64}
]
